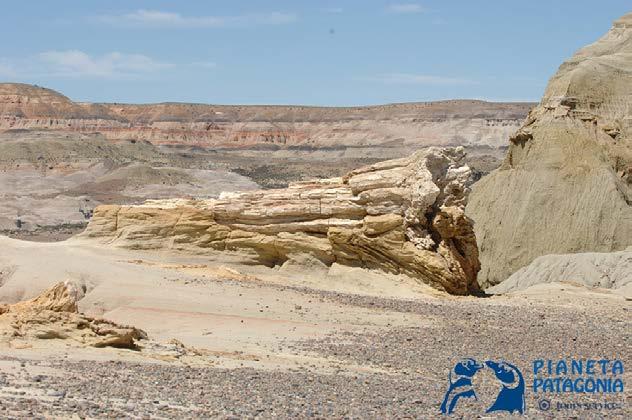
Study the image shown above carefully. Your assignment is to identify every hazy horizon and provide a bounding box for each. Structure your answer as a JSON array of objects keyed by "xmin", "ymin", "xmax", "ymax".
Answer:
[
  {"xmin": 1, "ymin": 1, "xmax": 630, "ymax": 106},
  {"xmin": 2, "ymin": 82, "xmax": 540, "ymax": 106}
]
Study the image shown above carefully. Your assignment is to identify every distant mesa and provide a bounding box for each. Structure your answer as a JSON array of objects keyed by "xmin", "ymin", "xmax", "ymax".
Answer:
[
  {"xmin": 0, "ymin": 82, "xmax": 533, "ymax": 151},
  {"xmin": 3, "ymin": 84, "xmax": 532, "ymax": 239}
]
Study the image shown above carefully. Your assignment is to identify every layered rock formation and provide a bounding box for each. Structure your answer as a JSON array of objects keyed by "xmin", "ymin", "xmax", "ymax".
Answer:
[
  {"xmin": 80, "ymin": 147, "xmax": 481, "ymax": 295},
  {"xmin": 0, "ymin": 130, "xmax": 258, "ymax": 237},
  {"xmin": 0, "ymin": 281, "xmax": 147, "ymax": 349},
  {"xmin": 0, "ymin": 83, "xmax": 533, "ymax": 240},
  {"xmin": 466, "ymin": 13, "xmax": 632, "ymax": 287},
  {"xmin": 0, "ymin": 83, "xmax": 532, "ymax": 153}
]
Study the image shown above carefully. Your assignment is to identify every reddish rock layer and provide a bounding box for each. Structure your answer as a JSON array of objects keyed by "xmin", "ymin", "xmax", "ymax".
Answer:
[{"xmin": 0, "ymin": 83, "xmax": 533, "ymax": 150}]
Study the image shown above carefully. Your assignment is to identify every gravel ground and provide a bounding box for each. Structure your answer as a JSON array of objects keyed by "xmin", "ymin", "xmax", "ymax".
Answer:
[{"xmin": 0, "ymin": 287, "xmax": 628, "ymax": 419}]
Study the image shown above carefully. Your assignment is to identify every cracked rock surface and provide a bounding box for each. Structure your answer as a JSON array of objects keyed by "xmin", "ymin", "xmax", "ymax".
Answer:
[{"xmin": 79, "ymin": 147, "xmax": 480, "ymax": 294}]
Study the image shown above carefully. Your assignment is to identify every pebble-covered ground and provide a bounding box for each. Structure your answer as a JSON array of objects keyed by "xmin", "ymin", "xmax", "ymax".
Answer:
[{"xmin": 0, "ymin": 287, "xmax": 629, "ymax": 419}]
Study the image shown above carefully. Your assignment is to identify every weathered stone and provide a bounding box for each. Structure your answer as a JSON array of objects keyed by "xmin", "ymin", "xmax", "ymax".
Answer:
[
  {"xmin": 488, "ymin": 248, "xmax": 632, "ymax": 296},
  {"xmin": 0, "ymin": 281, "xmax": 147, "ymax": 349},
  {"xmin": 467, "ymin": 13, "xmax": 632, "ymax": 288},
  {"xmin": 80, "ymin": 147, "xmax": 481, "ymax": 294}
]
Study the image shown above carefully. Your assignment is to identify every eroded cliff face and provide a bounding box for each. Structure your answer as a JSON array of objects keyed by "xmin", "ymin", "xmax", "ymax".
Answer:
[
  {"xmin": 0, "ymin": 83, "xmax": 531, "ymax": 152},
  {"xmin": 80, "ymin": 147, "xmax": 481, "ymax": 295},
  {"xmin": 466, "ymin": 13, "xmax": 632, "ymax": 288}
]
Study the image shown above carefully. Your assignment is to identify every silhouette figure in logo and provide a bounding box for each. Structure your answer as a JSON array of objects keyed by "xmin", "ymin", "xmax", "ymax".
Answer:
[
  {"xmin": 440, "ymin": 358, "xmax": 484, "ymax": 414},
  {"xmin": 484, "ymin": 360, "xmax": 525, "ymax": 414}
]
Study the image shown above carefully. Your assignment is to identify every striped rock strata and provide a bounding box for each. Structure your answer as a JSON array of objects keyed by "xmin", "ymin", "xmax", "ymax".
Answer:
[
  {"xmin": 0, "ymin": 83, "xmax": 531, "ymax": 151},
  {"xmin": 80, "ymin": 147, "xmax": 481, "ymax": 294}
]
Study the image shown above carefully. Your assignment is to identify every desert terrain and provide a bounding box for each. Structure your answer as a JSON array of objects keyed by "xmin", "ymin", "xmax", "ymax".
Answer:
[
  {"xmin": 0, "ymin": 84, "xmax": 531, "ymax": 240},
  {"xmin": 0, "ymin": 237, "xmax": 628, "ymax": 418},
  {"xmin": 0, "ymin": 10, "xmax": 631, "ymax": 420}
]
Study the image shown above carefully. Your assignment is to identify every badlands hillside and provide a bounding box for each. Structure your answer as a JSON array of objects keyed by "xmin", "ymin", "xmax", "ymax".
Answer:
[
  {"xmin": 73, "ymin": 11, "xmax": 632, "ymax": 299},
  {"xmin": 467, "ymin": 12, "xmax": 632, "ymax": 290},
  {"xmin": 0, "ymin": 12, "xmax": 630, "ymax": 419},
  {"xmin": 0, "ymin": 84, "xmax": 532, "ymax": 239},
  {"xmin": 0, "ymin": 83, "xmax": 531, "ymax": 152}
]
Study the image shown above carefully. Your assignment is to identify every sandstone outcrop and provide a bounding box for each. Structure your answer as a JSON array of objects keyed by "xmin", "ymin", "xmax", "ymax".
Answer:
[
  {"xmin": 80, "ymin": 147, "xmax": 481, "ymax": 295},
  {"xmin": 466, "ymin": 13, "xmax": 632, "ymax": 287},
  {"xmin": 0, "ymin": 281, "xmax": 147, "ymax": 349}
]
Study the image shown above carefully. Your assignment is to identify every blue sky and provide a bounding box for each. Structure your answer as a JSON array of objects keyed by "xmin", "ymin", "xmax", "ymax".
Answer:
[{"xmin": 0, "ymin": 1, "xmax": 629, "ymax": 105}]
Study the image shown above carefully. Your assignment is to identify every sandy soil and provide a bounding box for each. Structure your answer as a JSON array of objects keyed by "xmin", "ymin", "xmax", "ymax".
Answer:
[{"xmin": 0, "ymin": 236, "xmax": 629, "ymax": 418}]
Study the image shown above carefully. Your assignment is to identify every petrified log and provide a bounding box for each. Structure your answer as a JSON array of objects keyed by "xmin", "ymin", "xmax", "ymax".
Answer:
[{"xmin": 80, "ymin": 147, "xmax": 481, "ymax": 294}]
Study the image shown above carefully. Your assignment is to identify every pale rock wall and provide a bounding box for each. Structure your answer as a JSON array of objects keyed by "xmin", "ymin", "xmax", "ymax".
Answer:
[
  {"xmin": 466, "ymin": 13, "xmax": 632, "ymax": 288},
  {"xmin": 488, "ymin": 248, "xmax": 632, "ymax": 295}
]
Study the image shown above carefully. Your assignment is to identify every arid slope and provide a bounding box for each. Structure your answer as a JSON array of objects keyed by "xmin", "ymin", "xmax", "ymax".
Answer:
[{"xmin": 467, "ymin": 12, "xmax": 632, "ymax": 287}]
